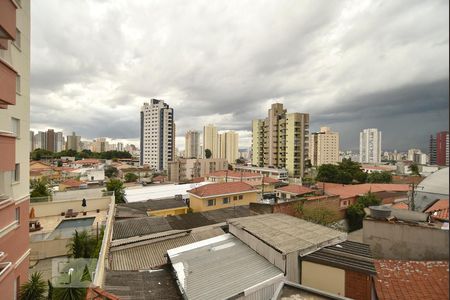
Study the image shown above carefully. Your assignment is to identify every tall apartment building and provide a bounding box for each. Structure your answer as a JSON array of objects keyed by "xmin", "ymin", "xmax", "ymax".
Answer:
[
  {"xmin": 436, "ymin": 131, "xmax": 449, "ymax": 166},
  {"xmin": 66, "ymin": 132, "xmax": 81, "ymax": 151},
  {"xmin": 34, "ymin": 131, "xmax": 46, "ymax": 150},
  {"xmin": 0, "ymin": 0, "xmax": 31, "ymax": 298},
  {"xmin": 309, "ymin": 127, "xmax": 339, "ymax": 167},
  {"xmin": 252, "ymin": 103, "xmax": 310, "ymax": 178},
  {"xmin": 140, "ymin": 99, "xmax": 175, "ymax": 170},
  {"xmin": 93, "ymin": 137, "xmax": 109, "ymax": 153},
  {"xmin": 185, "ymin": 130, "xmax": 201, "ymax": 158},
  {"xmin": 218, "ymin": 131, "xmax": 239, "ymax": 163},
  {"xmin": 168, "ymin": 158, "xmax": 228, "ymax": 183},
  {"xmin": 46, "ymin": 129, "xmax": 56, "ymax": 152},
  {"xmin": 117, "ymin": 142, "xmax": 124, "ymax": 152},
  {"xmin": 359, "ymin": 128, "xmax": 382, "ymax": 163},
  {"xmin": 55, "ymin": 131, "xmax": 64, "ymax": 152},
  {"xmin": 203, "ymin": 124, "xmax": 218, "ymax": 158},
  {"xmin": 429, "ymin": 135, "xmax": 437, "ymax": 165}
]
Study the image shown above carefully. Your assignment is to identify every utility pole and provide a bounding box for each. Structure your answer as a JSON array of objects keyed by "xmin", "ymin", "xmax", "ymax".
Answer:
[{"xmin": 409, "ymin": 182, "xmax": 416, "ymax": 211}]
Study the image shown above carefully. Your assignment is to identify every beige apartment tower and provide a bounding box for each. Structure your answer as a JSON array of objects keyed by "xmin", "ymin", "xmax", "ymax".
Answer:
[
  {"xmin": 203, "ymin": 124, "xmax": 218, "ymax": 158},
  {"xmin": 309, "ymin": 127, "xmax": 340, "ymax": 167},
  {"xmin": 218, "ymin": 131, "xmax": 239, "ymax": 163},
  {"xmin": 252, "ymin": 103, "xmax": 309, "ymax": 178},
  {"xmin": 185, "ymin": 130, "xmax": 201, "ymax": 158}
]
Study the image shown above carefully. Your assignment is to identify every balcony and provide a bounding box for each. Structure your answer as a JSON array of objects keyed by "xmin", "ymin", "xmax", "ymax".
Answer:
[
  {"xmin": 0, "ymin": 0, "xmax": 17, "ymax": 50},
  {"xmin": 0, "ymin": 60, "xmax": 17, "ymax": 107},
  {"xmin": 0, "ymin": 132, "xmax": 15, "ymax": 171}
]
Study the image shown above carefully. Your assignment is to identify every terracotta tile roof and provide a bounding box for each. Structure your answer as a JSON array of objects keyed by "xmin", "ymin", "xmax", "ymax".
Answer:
[
  {"xmin": 245, "ymin": 177, "xmax": 280, "ymax": 186},
  {"xmin": 391, "ymin": 202, "xmax": 409, "ymax": 210},
  {"xmin": 319, "ymin": 183, "xmax": 410, "ymax": 199},
  {"xmin": 188, "ymin": 182, "xmax": 256, "ymax": 198},
  {"xmin": 208, "ymin": 170, "xmax": 261, "ymax": 179},
  {"xmin": 153, "ymin": 175, "xmax": 166, "ymax": 181},
  {"xmin": 72, "ymin": 159, "xmax": 100, "ymax": 165},
  {"xmin": 374, "ymin": 260, "xmax": 449, "ymax": 300},
  {"xmin": 425, "ymin": 199, "xmax": 449, "ymax": 221},
  {"xmin": 275, "ymin": 184, "xmax": 314, "ymax": 195},
  {"xmin": 192, "ymin": 177, "xmax": 205, "ymax": 183},
  {"xmin": 60, "ymin": 179, "xmax": 84, "ymax": 187}
]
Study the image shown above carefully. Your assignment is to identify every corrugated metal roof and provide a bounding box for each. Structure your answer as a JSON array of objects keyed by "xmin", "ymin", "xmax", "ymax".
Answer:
[
  {"xmin": 104, "ymin": 269, "xmax": 181, "ymax": 300},
  {"xmin": 167, "ymin": 234, "xmax": 284, "ymax": 300},
  {"xmin": 303, "ymin": 241, "xmax": 376, "ymax": 275},
  {"xmin": 113, "ymin": 206, "xmax": 257, "ymax": 240},
  {"xmin": 228, "ymin": 214, "xmax": 347, "ymax": 255},
  {"xmin": 110, "ymin": 228, "xmax": 225, "ymax": 271},
  {"xmin": 113, "ymin": 217, "xmax": 172, "ymax": 240}
]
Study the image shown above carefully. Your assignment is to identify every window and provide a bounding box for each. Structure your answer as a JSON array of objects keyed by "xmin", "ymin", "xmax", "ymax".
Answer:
[
  {"xmin": 15, "ymin": 207, "xmax": 20, "ymax": 224},
  {"xmin": 16, "ymin": 74, "xmax": 21, "ymax": 94},
  {"xmin": 11, "ymin": 118, "xmax": 20, "ymax": 138},
  {"xmin": 223, "ymin": 197, "xmax": 230, "ymax": 204},
  {"xmin": 207, "ymin": 199, "xmax": 216, "ymax": 207},
  {"xmin": 14, "ymin": 163, "xmax": 20, "ymax": 182},
  {"xmin": 13, "ymin": 28, "xmax": 21, "ymax": 49},
  {"xmin": 238, "ymin": 195, "xmax": 243, "ymax": 200},
  {"xmin": 233, "ymin": 196, "xmax": 237, "ymax": 201}
]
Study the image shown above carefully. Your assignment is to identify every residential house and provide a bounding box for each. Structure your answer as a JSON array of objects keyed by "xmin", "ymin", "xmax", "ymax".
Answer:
[
  {"xmin": 275, "ymin": 184, "xmax": 315, "ymax": 200},
  {"xmin": 187, "ymin": 182, "xmax": 258, "ymax": 212}
]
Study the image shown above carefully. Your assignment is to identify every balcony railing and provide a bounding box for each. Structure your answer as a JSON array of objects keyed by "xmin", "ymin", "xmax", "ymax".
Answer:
[{"xmin": 0, "ymin": 60, "xmax": 17, "ymax": 107}]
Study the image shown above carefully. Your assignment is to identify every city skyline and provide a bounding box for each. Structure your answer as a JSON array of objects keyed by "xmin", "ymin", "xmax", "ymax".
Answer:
[{"xmin": 30, "ymin": 0, "xmax": 448, "ymax": 150}]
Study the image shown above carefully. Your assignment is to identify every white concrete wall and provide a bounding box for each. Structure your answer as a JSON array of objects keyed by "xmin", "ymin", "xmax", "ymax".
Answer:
[
  {"xmin": 301, "ymin": 261, "xmax": 345, "ymax": 297},
  {"xmin": 31, "ymin": 197, "xmax": 111, "ymax": 217}
]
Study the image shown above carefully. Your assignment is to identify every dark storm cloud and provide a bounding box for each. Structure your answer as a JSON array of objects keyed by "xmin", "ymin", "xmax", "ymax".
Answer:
[{"xmin": 30, "ymin": 0, "xmax": 449, "ymax": 150}]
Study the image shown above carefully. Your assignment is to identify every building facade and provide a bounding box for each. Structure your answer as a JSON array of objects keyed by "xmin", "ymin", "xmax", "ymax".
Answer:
[
  {"xmin": 66, "ymin": 132, "xmax": 81, "ymax": 151},
  {"xmin": 203, "ymin": 124, "xmax": 218, "ymax": 158},
  {"xmin": 218, "ymin": 131, "xmax": 239, "ymax": 164},
  {"xmin": 168, "ymin": 158, "xmax": 228, "ymax": 183},
  {"xmin": 185, "ymin": 130, "xmax": 200, "ymax": 158},
  {"xmin": 436, "ymin": 131, "xmax": 449, "ymax": 166},
  {"xmin": 252, "ymin": 103, "xmax": 310, "ymax": 178},
  {"xmin": 140, "ymin": 99, "xmax": 175, "ymax": 170},
  {"xmin": 359, "ymin": 128, "xmax": 382, "ymax": 163},
  {"xmin": 309, "ymin": 127, "xmax": 339, "ymax": 167},
  {"xmin": 0, "ymin": 1, "xmax": 31, "ymax": 298},
  {"xmin": 429, "ymin": 135, "xmax": 437, "ymax": 164}
]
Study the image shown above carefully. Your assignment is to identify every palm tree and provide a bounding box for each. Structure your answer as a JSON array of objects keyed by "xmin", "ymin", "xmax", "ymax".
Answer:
[
  {"xmin": 30, "ymin": 177, "xmax": 51, "ymax": 198},
  {"xmin": 19, "ymin": 272, "xmax": 47, "ymax": 300}
]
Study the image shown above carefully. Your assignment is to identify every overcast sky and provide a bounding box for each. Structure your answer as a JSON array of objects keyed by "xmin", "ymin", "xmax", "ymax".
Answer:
[{"xmin": 30, "ymin": 0, "xmax": 449, "ymax": 151}]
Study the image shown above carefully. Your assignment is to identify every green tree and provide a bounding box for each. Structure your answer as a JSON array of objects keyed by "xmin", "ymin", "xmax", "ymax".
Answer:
[
  {"xmin": 316, "ymin": 164, "xmax": 339, "ymax": 183},
  {"xmin": 67, "ymin": 230, "xmax": 96, "ymax": 258},
  {"xmin": 124, "ymin": 172, "xmax": 138, "ymax": 183},
  {"xmin": 30, "ymin": 149, "xmax": 53, "ymax": 161},
  {"xmin": 104, "ymin": 166, "xmax": 119, "ymax": 178},
  {"xmin": 346, "ymin": 191, "xmax": 381, "ymax": 231},
  {"xmin": 302, "ymin": 206, "xmax": 339, "ymax": 226},
  {"xmin": 204, "ymin": 149, "xmax": 212, "ymax": 159},
  {"xmin": 30, "ymin": 177, "xmax": 51, "ymax": 198},
  {"xmin": 235, "ymin": 157, "xmax": 246, "ymax": 165},
  {"xmin": 106, "ymin": 179, "xmax": 125, "ymax": 203},
  {"xmin": 316, "ymin": 159, "xmax": 367, "ymax": 184},
  {"xmin": 409, "ymin": 163, "xmax": 420, "ymax": 176},
  {"xmin": 367, "ymin": 171, "xmax": 393, "ymax": 183},
  {"xmin": 19, "ymin": 272, "xmax": 47, "ymax": 300}
]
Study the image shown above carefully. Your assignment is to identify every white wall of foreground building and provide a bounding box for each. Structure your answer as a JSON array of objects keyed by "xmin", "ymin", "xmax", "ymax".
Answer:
[{"xmin": 124, "ymin": 182, "xmax": 211, "ymax": 202}]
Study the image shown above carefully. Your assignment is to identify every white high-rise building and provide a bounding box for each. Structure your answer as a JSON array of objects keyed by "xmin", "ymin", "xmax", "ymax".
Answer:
[
  {"xmin": 203, "ymin": 124, "xmax": 218, "ymax": 158},
  {"xmin": 140, "ymin": 99, "xmax": 175, "ymax": 170},
  {"xmin": 359, "ymin": 128, "xmax": 382, "ymax": 163},
  {"xmin": 185, "ymin": 130, "xmax": 201, "ymax": 158},
  {"xmin": 55, "ymin": 132, "xmax": 64, "ymax": 152}
]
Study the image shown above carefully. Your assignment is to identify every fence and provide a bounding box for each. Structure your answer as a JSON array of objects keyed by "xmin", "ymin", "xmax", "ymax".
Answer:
[{"xmin": 30, "ymin": 191, "xmax": 114, "ymax": 203}]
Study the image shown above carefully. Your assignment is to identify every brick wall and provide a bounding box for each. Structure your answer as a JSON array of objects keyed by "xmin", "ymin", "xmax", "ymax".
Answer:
[
  {"xmin": 249, "ymin": 195, "xmax": 345, "ymax": 219},
  {"xmin": 345, "ymin": 270, "xmax": 371, "ymax": 300}
]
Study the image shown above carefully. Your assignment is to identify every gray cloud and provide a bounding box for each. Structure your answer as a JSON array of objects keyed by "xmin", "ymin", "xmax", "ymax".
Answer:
[{"xmin": 31, "ymin": 0, "xmax": 449, "ymax": 151}]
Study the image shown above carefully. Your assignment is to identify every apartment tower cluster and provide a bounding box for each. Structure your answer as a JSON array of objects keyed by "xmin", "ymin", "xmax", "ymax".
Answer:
[
  {"xmin": 252, "ymin": 103, "xmax": 310, "ymax": 178},
  {"xmin": 202, "ymin": 125, "xmax": 239, "ymax": 163}
]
